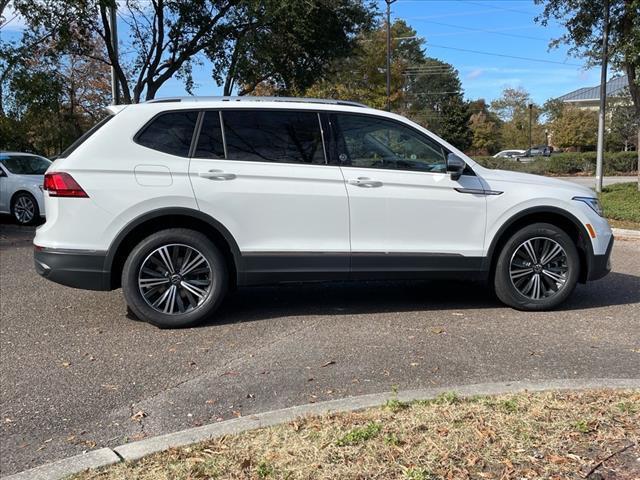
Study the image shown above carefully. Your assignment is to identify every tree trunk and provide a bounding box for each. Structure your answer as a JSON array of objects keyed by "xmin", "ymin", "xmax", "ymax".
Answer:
[{"xmin": 637, "ymin": 127, "xmax": 639, "ymax": 191}]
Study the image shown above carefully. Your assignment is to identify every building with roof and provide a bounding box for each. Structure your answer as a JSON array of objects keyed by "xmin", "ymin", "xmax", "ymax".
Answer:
[{"xmin": 556, "ymin": 75, "xmax": 630, "ymax": 110}]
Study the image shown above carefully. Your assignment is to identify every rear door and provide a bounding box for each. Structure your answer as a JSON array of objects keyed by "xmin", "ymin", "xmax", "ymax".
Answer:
[
  {"xmin": 189, "ymin": 109, "xmax": 350, "ymax": 282},
  {"xmin": 328, "ymin": 112, "xmax": 487, "ymax": 275}
]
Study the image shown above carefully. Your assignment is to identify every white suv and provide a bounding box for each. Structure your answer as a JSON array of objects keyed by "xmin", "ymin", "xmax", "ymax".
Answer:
[{"xmin": 34, "ymin": 97, "xmax": 613, "ymax": 327}]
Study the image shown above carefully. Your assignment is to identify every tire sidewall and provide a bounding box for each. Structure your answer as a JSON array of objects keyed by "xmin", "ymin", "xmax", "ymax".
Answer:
[
  {"xmin": 12, "ymin": 192, "xmax": 39, "ymax": 225},
  {"xmin": 494, "ymin": 223, "xmax": 580, "ymax": 311},
  {"xmin": 122, "ymin": 229, "xmax": 227, "ymax": 328}
]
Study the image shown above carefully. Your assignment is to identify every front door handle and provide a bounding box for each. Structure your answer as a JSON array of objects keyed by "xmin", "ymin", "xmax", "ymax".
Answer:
[
  {"xmin": 198, "ymin": 169, "xmax": 236, "ymax": 180},
  {"xmin": 348, "ymin": 177, "xmax": 383, "ymax": 188}
]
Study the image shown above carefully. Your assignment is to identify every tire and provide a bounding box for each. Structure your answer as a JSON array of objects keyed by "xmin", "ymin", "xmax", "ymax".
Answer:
[
  {"xmin": 494, "ymin": 223, "xmax": 580, "ymax": 311},
  {"xmin": 11, "ymin": 192, "xmax": 39, "ymax": 225},
  {"xmin": 122, "ymin": 228, "xmax": 228, "ymax": 328}
]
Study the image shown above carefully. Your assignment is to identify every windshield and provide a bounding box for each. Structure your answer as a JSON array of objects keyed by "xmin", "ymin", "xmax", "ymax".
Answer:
[{"xmin": 0, "ymin": 155, "xmax": 51, "ymax": 175}]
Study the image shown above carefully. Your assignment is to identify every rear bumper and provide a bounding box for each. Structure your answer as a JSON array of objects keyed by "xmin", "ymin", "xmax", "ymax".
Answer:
[
  {"xmin": 587, "ymin": 235, "xmax": 613, "ymax": 281},
  {"xmin": 34, "ymin": 247, "xmax": 111, "ymax": 291}
]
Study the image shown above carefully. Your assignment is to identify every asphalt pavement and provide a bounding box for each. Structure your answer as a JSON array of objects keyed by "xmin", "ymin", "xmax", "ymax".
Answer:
[{"xmin": 1, "ymin": 218, "xmax": 639, "ymax": 476}]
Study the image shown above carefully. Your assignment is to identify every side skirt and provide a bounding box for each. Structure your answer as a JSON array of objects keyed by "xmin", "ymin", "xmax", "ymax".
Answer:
[{"xmin": 238, "ymin": 252, "xmax": 488, "ymax": 286}]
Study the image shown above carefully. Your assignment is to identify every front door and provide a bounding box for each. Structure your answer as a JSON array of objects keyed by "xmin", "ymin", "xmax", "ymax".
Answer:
[
  {"xmin": 189, "ymin": 109, "xmax": 350, "ymax": 283},
  {"xmin": 328, "ymin": 112, "xmax": 487, "ymax": 275}
]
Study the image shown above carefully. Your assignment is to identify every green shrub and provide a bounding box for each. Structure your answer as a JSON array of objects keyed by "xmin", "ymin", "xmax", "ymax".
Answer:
[{"xmin": 473, "ymin": 151, "xmax": 638, "ymax": 176}]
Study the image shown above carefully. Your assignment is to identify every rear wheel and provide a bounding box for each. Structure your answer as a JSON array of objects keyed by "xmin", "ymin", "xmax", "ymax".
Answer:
[
  {"xmin": 11, "ymin": 192, "xmax": 39, "ymax": 225},
  {"xmin": 122, "ymin": 228, "xmax": 227, "ymax": 328},
  {"xmin": 494, "ymin": 223, "xmax": 580, "ymax": 311}
]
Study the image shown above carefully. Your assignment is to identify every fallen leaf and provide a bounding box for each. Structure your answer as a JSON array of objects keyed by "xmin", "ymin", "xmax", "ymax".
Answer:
[
  {"xmin": 61, "ymin": 362, "xmax": 71, "ymax": 368},
  {"xmin": 431, "ymin": 328, "xmax": 445, "ymax": 334},
  {"xmin": 320, "ymin": 360, "xmax": 335, "ymax": 368},
  {"xmin": 131, "ymin": 410, "xmax": 147, "ymax": 422}
]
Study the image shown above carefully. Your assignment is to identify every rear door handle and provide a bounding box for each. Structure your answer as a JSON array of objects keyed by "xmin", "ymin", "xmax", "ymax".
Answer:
[
  {"xmin": 348, "ymin": 177, "xmax": 383, "ymax": 188},
  {"xmin": 198, "ymin": 169, "xmax": 236, "ymax": 180}
]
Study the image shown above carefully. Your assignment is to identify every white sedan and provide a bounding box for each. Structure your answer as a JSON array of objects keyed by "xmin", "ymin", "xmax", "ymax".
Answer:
[
  {"xmin": 493, "ymin": 149, "xmax": 526, "ymax": 159},
  {"xmin": 0, "ymin": 152, "xmax": 51, "ymax": 225}
]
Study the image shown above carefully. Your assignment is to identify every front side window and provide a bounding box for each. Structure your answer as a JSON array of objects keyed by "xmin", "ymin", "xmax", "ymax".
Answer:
[
  {"xmin": 0, "ymin": 155, "xmax": 51, "ymax": 175},
  {"xmin": 333, "ymin": 114, "xmax": 448, "ymax": 173},
  {"xmin": 136, "ymin": 111, "xmax": 199, "ymax": 157},
  {"xmin": 222, "ymin": 110, "xmax": 325, "ymax": 164}
]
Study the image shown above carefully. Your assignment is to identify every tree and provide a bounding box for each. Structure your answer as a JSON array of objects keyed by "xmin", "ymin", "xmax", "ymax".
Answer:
[
  {"xmin": 305, "ymin": 20, "xmax": 425, "ymax": 109},
  {"xmin": 608, "ymin": 99, "xmax": 640, "ymax": 151},
  {"xmin": 1, "ymin": 36, "xmax": 110, "ymax": 155},
  {"xmin": 551, "ymin": 105, "xmax": 598, "ymax": 151},
  {"xmin": 12, "ymin": 0, "xmax": 375, "ymax": 103},
  {"xmin": 490, "ymin": 87, "xmax": 546, "ymax": 149},
  {"xmin": 535, "ymin": 0, "xmax": 640, "ymax": 184},
  {"xmin": 305, "ymin": 20, "xmax": 473, "ymax": 149}
]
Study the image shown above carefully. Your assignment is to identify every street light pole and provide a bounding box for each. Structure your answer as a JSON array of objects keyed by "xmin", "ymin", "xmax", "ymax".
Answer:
[
  {"xmin": 385, "ymin": 0, "xmax": 396, "ymax": 112},
  {"xmin": 109, "ymin": 3, "xmax": 120, "ymax": 105},
  {"xmin": 528, "ymin": 103, "xmax": 533, "ymax": 149},
  {"xmin": 595, "ymin": 0, "xmax": 610, "ymax": 194}
]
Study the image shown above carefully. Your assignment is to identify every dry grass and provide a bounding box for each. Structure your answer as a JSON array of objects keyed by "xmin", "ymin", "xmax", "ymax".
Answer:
[{"xmin": 71, "ymin": 390, "xmax": 640, "ymax": 480}]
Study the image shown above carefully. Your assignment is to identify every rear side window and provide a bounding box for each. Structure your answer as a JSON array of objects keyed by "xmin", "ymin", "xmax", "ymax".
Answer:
[
  {"xmin": 222, "ymin": 110, "xmax": 325, "ymax": 164},
  {"xmin": 136, "ymin": 111, "xmax": 198, "ymax": 157},
  {"xmin": 194, "ymin": 111, "xmax": 225, "ymax": 159}
]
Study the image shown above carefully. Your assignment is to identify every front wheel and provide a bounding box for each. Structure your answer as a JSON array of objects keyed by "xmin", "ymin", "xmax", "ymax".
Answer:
[
  {"xmin": 494, "ymin": 223, "xmax": 580, "ymax": 311},
  {"xmin": 122, "ymin": 228, "xmax": 228, "ymax": 328}
]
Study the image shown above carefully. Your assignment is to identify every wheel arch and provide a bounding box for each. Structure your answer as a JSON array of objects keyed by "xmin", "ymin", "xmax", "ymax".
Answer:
[
  {"xmin": 105, "ymin": 208, "xmax": 241, "ymax": 290},
  {"xmin": 486, "ymin": 206, "xmax": 594, "ymax": 283}
]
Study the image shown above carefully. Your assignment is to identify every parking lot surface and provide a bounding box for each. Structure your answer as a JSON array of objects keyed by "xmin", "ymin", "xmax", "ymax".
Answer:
[{"xmin": 1, "ymin": 221, "xmax": 639, "ymax": 476}]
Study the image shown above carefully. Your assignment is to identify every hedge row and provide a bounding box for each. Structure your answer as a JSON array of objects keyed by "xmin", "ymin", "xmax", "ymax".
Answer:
[{"xmin": 473, "ymin": 151, "xmax": 638, "ymax": 176}]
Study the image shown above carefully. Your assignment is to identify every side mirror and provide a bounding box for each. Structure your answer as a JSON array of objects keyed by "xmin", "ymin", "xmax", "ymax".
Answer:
[{"xmin": 446, "ymin": 153, "xmax": 466, "ymax": 181}]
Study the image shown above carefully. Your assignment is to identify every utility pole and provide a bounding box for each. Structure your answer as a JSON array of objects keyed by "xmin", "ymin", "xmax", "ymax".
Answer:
[
  {"xmin": 385, "ymin": 0, "xmax": 396, "ymax": 112},
  {"xmin": 109, "ymin": 3, "xmax": 120, "ymax": 105},
  {"xmin": 595, "ymin": 0, "xmax": 610, "ymax": 194},
  {"xmin": 528, "ymin": 103, "xmax": 533, "ymax": 149}
]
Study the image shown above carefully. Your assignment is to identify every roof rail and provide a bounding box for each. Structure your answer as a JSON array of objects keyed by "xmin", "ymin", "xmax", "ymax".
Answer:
[{"xmin": 145, "ymin": 96, "xmax": 368, "ymax": 108}]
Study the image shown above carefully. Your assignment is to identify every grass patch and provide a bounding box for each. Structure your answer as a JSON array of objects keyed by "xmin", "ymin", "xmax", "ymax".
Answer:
[
  {"xmin": 335, "ymin": 421, "xmax": 381, "ymax": 446},
  {"xmin": 600, "ymin": 182, "xmax": 640, "ymax": 229},
  {"xmin": 71, "ymin": 390, "xmax": 640, "ymax": 480}
]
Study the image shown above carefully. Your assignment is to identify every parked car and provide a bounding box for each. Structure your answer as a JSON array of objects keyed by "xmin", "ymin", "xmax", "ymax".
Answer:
[
  {"xmin": 517, "ymin": 145, "xmax": 552, "ymax": 161},
  {"xmin": 492, "ymin": 149, "xmax": 525, "ymax": 159},
  {"xmin": 34, "ymin": 97, "xmax": 613, "ymax": 327},
  {"xmin": 0, "ymin": 152, "xmax": 51, "ymax": 225}
]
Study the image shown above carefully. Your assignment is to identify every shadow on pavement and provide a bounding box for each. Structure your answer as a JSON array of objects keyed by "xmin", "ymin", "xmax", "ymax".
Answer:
[{"xmin": 204, "ymin": 270, "xmax": 640, "ymax": 326}]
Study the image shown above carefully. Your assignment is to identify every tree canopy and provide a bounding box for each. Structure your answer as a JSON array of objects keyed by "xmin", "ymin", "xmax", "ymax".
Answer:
[{"xmin": 9, "ymin": 0, "xmax": 375, "ymax": 103}]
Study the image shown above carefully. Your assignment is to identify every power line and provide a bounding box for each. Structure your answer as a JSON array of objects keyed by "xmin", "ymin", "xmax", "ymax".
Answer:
[
  {"xmin": 426, "ymin": 43, "xmax": 583, "ymax": 66},
  {"xmin": 461, "ymin": 0, "xmax": 535, "ymax": 16},
  {"xmin": 419, "ymin": 20, "xmax": 547, "ymax": 41}
]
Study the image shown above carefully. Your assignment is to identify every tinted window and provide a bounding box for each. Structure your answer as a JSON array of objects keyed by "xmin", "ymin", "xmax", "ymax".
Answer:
[
  {"xmin": 333, "ymin": 114, "xmax": 448, "ymax": 173},
  {"xmin": 194, "ymin": 111, "xmax": 225, "ymax": 159},
  {"xmin": 0, "ymin": 155, "xmax": 51, "ymax": 174},
  {"xmin": 59, "ymin": 114, "xmax": 113, "ymax": 159},
  {"xmin": 223, "ymin": 110, "xmax": 325, "ymax": 164},
  {"xmin": 136, "ymin": 111, "xmax": 198, "ymax": 157}
]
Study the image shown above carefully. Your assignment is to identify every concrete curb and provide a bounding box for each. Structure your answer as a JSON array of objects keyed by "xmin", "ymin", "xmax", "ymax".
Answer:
[
  {"xmin": 2, "ymin": 448, "xmax": 120, "ymax": 480},
  {"xmin": 612, "ymin": 227, "xmax": 640, "ymax": 239},
  {"xmin": 4, "ymin": 378, "xmax": 639, "ymax": 480}
]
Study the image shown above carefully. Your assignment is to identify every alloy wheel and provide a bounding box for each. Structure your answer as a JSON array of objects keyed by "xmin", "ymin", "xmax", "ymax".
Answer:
[
  {"xmin": 138, "ymin": 243, "xmax": 213, "ymax": 315},
  {"xmin": 509, "ymin": 237, "xmax": 569, "ymax": 300},
  {"xmin": 14, "ymin": 195, "xmax": 35, "ymax": 224}
]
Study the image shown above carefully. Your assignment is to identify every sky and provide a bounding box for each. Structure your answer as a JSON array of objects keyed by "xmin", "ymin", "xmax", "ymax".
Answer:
[{"xmin": 1, "ymin": 0, "xmax": 611, "ymax": 105}]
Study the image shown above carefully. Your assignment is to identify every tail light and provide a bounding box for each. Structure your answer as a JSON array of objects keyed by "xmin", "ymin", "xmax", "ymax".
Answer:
[{"xmin": 43, "ymin": 172, "xmax": 89, "ymax": 198}]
